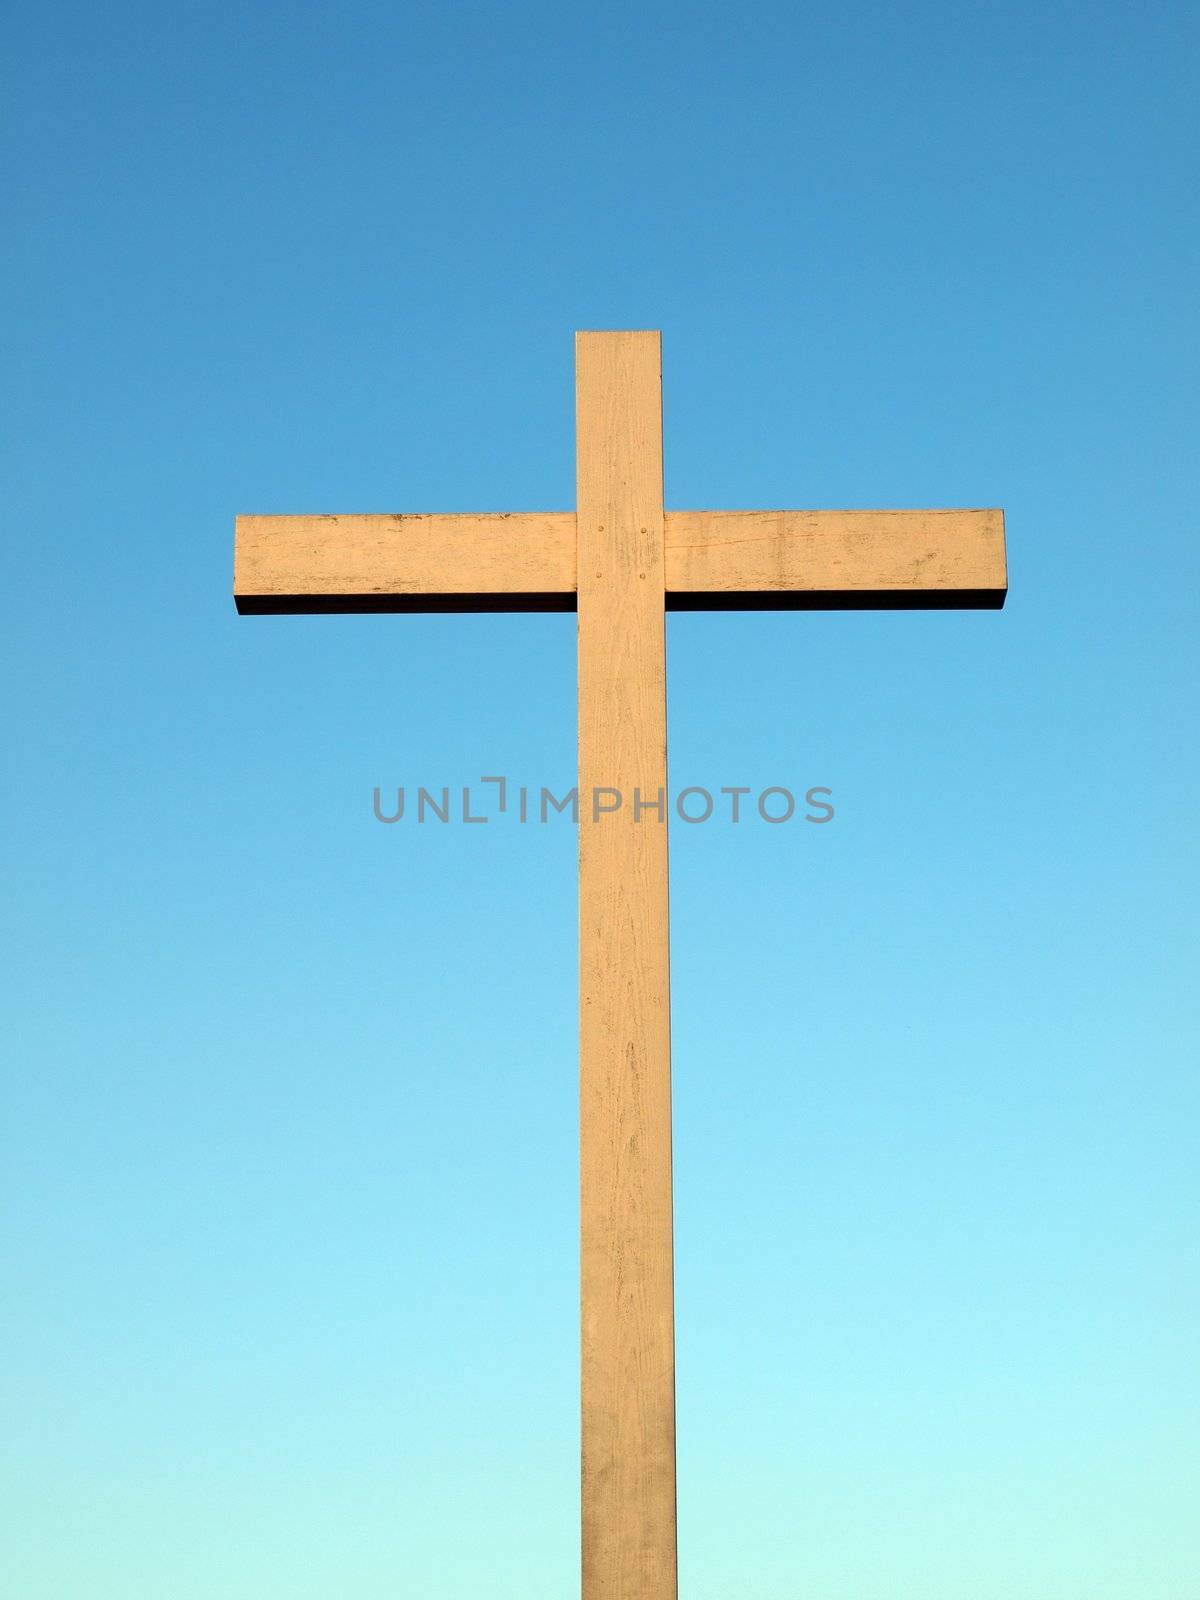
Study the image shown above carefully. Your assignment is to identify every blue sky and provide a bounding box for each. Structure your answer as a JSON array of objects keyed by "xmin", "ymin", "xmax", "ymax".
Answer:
[{"xmin": 3, "ymin": 2, "xmax": 1198, "ymax": 1595}]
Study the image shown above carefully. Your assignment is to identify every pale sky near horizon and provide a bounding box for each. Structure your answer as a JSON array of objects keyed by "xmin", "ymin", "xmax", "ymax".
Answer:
[{"xmin": 3, "ymin": 2, "xmax": 1198, "ymax": 1596}]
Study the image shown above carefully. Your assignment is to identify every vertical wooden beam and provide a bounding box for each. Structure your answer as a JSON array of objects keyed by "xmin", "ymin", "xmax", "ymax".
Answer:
[{"xmin": 576, "ymin": 331, "xmax": 677, "ymax": 1600}]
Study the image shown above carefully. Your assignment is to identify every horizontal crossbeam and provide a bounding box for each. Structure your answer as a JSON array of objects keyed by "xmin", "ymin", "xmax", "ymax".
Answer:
[
  {"xmin": 234, "ymin": 512, "xmax": 576, "ymax": 613},
  {"xmin": 234, "ymin": 507, "xmax": 1006, "ymax": 613}
]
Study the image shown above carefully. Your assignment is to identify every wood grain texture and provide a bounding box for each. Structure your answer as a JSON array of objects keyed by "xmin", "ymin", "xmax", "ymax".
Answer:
[
  {"xmin": 234, "ymin": 507, "xmax": 1005, "ymax": 613},
  {"xmin": 664, "ymin": 507, "xmax": 1006, "ymax": 607},
  {"xmin": 576, "ymin": 332, "xmax": 677, "ymax": 1600},
  {"xmin": 234, "ymin": 512, "xmax": 576, "ymax": 612}
]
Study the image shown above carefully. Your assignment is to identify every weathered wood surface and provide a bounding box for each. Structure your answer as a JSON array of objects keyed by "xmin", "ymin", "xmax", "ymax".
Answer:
[
  {"xmin": 235, "ymin": 507, "xmax": 1004, "ymax": 612},
  {"xmin": 234, "ymin": 511, "xmax": 576, "ymax": 611},
  {"xmin": 576, "ymin": 331, "xmax": 677, "ymax": 1600},
  {"xmin": 665, "ymin": 507, "xmax": 1006, "ymax": 608}
]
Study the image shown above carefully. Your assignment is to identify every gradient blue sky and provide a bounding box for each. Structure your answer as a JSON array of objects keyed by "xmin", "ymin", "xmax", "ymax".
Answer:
[{"xmin": 3, "ymin": 2, "xmax": 1198, "ymax": 1595}]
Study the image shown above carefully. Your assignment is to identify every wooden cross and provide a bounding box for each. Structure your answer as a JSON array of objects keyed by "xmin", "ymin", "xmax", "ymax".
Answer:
[{"xmin": 234, "ymin": 331, "xmax": 1006, "ymax": 1598}]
